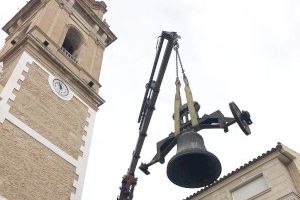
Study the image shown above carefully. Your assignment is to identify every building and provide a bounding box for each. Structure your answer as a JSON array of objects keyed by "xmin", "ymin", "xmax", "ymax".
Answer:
[
  {"xmin": 185, "ymin": 143, "xmax": 300, "ymax": 200},
  {"xmin": 0, "ymin": 0, "xmax": 116, "ymax": 199}
]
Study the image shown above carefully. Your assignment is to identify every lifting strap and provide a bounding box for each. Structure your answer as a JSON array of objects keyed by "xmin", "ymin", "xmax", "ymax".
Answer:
[
  {"xmin": 183, "ymin": 74, "xmax": 199, "ymax": 128},
  {"xmin": 173, "ymin": 44, "xmax": 199, "ymax": 136},
  {"xmin": 174, "ymin": 78, "xmax": 182, "ymax": 137}
]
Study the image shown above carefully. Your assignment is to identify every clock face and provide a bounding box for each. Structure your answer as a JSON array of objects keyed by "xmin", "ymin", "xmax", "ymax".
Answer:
[{"xmin": 52, "ymin": 78, "xmax": 69, "ymax": 97}]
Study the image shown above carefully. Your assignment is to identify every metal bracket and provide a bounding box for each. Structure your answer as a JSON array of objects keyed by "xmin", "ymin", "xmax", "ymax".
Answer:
[{"xmin": 139, "ymin": 101, "xmax": 252, "ymax": 175}]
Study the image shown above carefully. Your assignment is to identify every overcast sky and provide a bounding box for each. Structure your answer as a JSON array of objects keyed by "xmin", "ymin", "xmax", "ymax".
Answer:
[{"xmin": 1, "ymin": 0, "xmax": 300, "ymax": 200}]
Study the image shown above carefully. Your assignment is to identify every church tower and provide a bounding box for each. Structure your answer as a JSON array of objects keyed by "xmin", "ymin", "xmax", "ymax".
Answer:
[{"xmin": 0, "ymin": 0, "xmax": 116, "ymax": 199}]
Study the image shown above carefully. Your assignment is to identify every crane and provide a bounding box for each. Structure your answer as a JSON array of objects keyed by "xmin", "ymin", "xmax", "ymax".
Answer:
[
  {"xmin": 117, "ymin": 31, "xmax": 252, "ymax": 199},
  {"xmin": 117, "ymin": 31, "xmax": 180, "ymax": 200}
]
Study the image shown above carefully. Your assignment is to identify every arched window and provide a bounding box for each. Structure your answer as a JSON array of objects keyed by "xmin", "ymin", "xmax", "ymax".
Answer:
[{"xmin": 62, "ymin": 26, "xmax": 83, "ymax": 58}]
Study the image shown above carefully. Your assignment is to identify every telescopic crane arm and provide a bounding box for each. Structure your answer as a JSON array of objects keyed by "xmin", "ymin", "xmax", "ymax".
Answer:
[{"xmin": 117, "ymin": 31, "xmax": 180, "ymax": 200}]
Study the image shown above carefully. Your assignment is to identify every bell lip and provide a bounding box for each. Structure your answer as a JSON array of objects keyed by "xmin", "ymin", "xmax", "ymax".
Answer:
[{"xmin": 167, "ymin": 149, "xmax": 222, "ymax": 188}]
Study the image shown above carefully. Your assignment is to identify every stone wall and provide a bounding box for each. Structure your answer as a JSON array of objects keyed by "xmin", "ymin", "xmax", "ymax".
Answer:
[
  {"xmin": 0, "ymin": 120, "xmax": 76, "ymax": 200},
  {"xmin": 9, "ymin": 62, "xmax": 88, "ymax": 159}
]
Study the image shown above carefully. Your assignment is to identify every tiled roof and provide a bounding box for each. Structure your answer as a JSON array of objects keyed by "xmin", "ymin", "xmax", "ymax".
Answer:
[{"xmin": 184, "ymin": 143, "xmax": 283, "ymax": 200}]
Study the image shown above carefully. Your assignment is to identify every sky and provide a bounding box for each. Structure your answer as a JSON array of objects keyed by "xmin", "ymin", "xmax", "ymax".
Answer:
[{"xmin": 1, "ymin": 0, "xmax": 300, "ymax": 200}]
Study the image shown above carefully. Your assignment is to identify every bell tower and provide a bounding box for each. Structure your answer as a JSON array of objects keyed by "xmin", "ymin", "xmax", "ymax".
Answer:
[{"xmin": 0, "ymin": 0, "xmax": 116, "ymax": 199}]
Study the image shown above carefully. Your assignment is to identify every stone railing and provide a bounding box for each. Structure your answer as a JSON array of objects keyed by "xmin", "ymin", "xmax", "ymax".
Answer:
[
  {"xmin": 60, "ymin": 46, "xmax": 79, "ymax": 64},
  {"xmin": 279, "ymin": 192, "xmax": 300, "ymax": 200},
  {"xmin": 0, "ymin": 62, "xmax": 3, "ymax": 74}
]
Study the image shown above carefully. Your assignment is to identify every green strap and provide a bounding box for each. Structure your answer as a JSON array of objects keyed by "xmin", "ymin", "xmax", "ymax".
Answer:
[
  {"xmin": 183, "ymin": 75, "xmax": 199, "ymax": 128},
  {"xmin": 174, "ymin": 78, "xmax": 182, "ymax": 137}
]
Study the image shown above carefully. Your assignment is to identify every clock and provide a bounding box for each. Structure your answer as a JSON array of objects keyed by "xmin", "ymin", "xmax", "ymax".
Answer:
[
  {"xmin": 52, "ymin": 78, "xmax": 69, "ymax": 97},
  {"xmin": 48, "ymin": 75, "xmax": 73, "ymax": 100}
]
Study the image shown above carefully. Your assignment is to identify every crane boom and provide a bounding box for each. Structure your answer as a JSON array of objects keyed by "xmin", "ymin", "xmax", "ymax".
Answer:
[{"xmin": 118, "ymin": 31, "xmax": 180, "ymax": 200}]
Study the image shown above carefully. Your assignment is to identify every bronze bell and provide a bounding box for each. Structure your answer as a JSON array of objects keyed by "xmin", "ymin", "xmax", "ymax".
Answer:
[{"xmin": 167, "ymin": 130, "xmax": 222, "ymax": 188}]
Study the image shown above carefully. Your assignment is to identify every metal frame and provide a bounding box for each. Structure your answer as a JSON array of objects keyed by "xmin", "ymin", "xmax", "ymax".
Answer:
[{"xmin": 139, "ymin": 101, "xmax": 252, "ymax": 175}]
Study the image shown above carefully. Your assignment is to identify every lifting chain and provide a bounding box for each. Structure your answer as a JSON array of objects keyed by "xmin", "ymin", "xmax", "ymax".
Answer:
[
  {"xmin": 174, "ymin": 42, "xmax": 182, "ymax": 137},
  {"xmin": 173, "ymin": 43, "xmax": 199, "ymax": 137}
]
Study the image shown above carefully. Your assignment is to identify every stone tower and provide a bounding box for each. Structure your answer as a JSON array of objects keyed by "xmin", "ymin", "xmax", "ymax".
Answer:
[{"xmin": 0, "ymin": 0, "xmax": 116, "ymax": 199}]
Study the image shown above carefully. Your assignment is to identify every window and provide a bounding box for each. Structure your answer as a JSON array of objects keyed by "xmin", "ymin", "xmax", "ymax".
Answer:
[
  {"xmin": 61, "ymin": 26, "xmax": 83, "ymax": 62},
  {"xmin": 231, "ymin": 175, "xmax": 269, "ymax": 200}
]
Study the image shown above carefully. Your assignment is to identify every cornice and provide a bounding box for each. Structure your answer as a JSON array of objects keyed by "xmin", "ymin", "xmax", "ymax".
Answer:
[
  {"xmin": 2, "ymin": 0, "xmax": 43, "ymax": 34},
  {"xmin": 84, "ymin": 0, "xmax": 107, "ymax": 12}
]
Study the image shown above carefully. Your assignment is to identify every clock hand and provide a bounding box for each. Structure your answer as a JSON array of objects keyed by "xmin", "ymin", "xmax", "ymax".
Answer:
[{"xmin": 59, "ymin": 82, "xmax": 62, "ymax": 90}]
